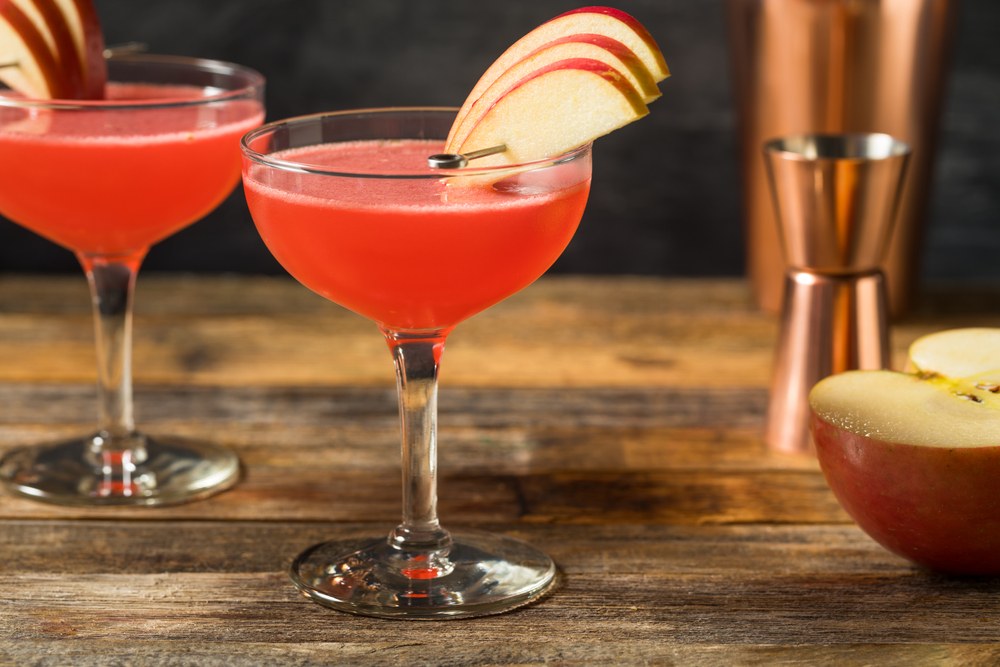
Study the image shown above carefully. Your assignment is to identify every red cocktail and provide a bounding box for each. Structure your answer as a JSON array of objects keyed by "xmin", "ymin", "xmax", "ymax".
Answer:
[
  {"xmin": 242, "ymin": 108, "xmax": 591, "ymax": 618},
  {"xmin": 0, "ymin": 55, "xmax": 265, "ymax": 505},
  {"xmin": 244, "ymin": 138, "xmax": 589, "ymax": 331}
]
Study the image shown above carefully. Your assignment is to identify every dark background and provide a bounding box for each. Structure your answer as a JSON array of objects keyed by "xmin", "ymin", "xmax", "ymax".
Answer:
[{"xmin": 0, "ymin": 0, "xmax": 996, "ymax": 283}]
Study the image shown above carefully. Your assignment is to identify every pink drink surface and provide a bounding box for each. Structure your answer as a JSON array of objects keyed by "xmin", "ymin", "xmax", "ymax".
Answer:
[
  {"xmin": 244, "ymin": 140, "xmax": 590, "ymax": 331},
  {"xmin": 0, "ymin": 83, "xmax": 264, "ymax": 255}
]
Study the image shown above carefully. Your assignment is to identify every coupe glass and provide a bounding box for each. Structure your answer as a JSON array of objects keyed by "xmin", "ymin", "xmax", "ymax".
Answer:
[
  {"xmin": 0, "ymin": 55, "xmax": 265, "ymax": 505},
  {"xmin": 241, "ymin": 108, "xmax": 592, "ymax": 618}
]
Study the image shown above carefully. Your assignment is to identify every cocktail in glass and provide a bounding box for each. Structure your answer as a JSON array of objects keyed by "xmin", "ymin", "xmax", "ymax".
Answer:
[
  {"xmin": 241, "ymin": 108, "xmax": 591, "ymax": 618},
  {"xmin": 0, "ymin": 54, "xmax": 265, "ymax": 505}
]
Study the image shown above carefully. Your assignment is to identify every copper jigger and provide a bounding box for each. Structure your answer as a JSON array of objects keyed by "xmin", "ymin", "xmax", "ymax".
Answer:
[{"xmin": 764, "ymin": 133, "xmax": 911, "ymax": 454}]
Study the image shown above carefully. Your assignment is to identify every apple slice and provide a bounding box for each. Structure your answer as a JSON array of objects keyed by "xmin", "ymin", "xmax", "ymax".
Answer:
[
  {"xmin": 0, "ymin": 0, "xmax": 104, "ymax": 99},
  {"xmin": 448, "ymin": 6, "xmax": 667, "ymax": 145},
  {"xmin": 453, "ymin": 58, "xmax": 648, "ymax": 167},
  {"xmin": 809, "ymin": 329, "xmax": 1000, "ymax": 574},
  {"xmin": 0, "ymin": 0, "xmax": 71, "ymax": 97},
  {"xmin": 447, "ymin": 34, "xmax": 659, "ymax": 152},
  {"xmin": 10, "ymin": 0, "xmax": 86, "ymax": 96}
]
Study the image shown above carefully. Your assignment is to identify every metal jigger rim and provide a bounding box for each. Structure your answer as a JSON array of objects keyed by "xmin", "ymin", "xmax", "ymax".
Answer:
[{"xmin": 763, "ymin": 132, "xmax": 911, "ymax": 162}]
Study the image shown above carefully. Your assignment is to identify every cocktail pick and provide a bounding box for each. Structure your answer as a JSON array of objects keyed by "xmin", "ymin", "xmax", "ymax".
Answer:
[
  {"xmin": 0, "ymin": 43, "xmax": 150, "ymax": 71},
  {"xmin": 103, "ymin": 42, "xmax": 148, "ymax": 58},
  {"xmin": 427, "ymin": 143, "xmax": 507, "ymax": 169}
]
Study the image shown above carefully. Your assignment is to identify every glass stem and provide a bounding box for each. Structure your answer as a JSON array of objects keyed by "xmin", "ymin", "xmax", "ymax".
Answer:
[
  {"xmin": 78, "ymin": 252, "xmax": 147, "ymax": 461},
  {"xmin": 382, "ymin": 328, "xmax": 453, "ymax": 561}
]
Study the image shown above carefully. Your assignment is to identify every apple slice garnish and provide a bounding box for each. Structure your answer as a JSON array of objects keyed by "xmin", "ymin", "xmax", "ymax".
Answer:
[
  {"xmin": 447, "ymin": 34, "xmax": 659, "ymax": 152},
  {"xmin": 0, "ymin": 0, "xmax": 71, "ymax": 97},
  {"xmin": 809, "ymin": 328, "xmax": 1000, "ymax": 574},
  {"xmin": 0, "ymin": 0, "xmax": 104, "ymax": 99},
  {"xmin": 10, "ymin": 0, "xmax": 86, "ymax": 96},
  {"xmin": 446, "ymin": 6, "xmax": 667, "ymax": 148},
  {"xmin": 451, "ymin": 58, "xmax": 648, "ymax": 167}
]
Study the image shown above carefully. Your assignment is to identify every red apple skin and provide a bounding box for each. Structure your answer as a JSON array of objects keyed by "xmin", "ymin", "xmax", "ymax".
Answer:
[
  {"xmin": 70, "ymin": 0, "xmax": 105, "ymax": 98},
  {"xmin": 812, "ymin": 412, "xmax": 1000, "ymax": 575}
]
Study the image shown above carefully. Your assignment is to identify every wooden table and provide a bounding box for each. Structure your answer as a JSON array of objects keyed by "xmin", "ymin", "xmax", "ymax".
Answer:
[{"xmin": 1, "ymin": 275, "xmax": 999, "ymax": 665}]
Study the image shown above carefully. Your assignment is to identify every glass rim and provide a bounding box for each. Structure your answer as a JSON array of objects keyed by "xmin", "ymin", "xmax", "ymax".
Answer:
[
  {"xmin": 0, "ymin": 53, "xmax": 265, "ymax": 111},
  {"xmin": 240, "ymin": 107, "xmax": 592, "ymax": 180}
]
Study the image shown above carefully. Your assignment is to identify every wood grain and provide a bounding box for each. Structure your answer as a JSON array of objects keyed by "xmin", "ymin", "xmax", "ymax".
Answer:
[{"xmin": 1, "ymin": 276, "xmax": 999, "ymax": 666}]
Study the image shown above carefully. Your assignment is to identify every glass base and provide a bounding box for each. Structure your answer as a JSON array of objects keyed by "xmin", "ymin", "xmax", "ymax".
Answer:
[
  {"xmin": 0, "ymin": 433, "xmax": 240, "ymax": 506},
  {"xmin": 290, "ymin": 530, "xmax": 558, "ymax": 619}
]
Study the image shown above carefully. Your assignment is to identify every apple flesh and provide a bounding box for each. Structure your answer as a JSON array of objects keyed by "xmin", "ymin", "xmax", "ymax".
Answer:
[
  {"xmin": 446, "ymin": 34, "xmax": 659, "ymax": 153},
  {"xmin": 448, "ymin": 6, "xmax": 667, "ymax": 145},
  {"xmin": 454, "ymin": 58, "xmax": 648, "ymax": 167},
  {"xmin": 810, "ymin": 334, "xmax": 1000, "ymax": 574}
]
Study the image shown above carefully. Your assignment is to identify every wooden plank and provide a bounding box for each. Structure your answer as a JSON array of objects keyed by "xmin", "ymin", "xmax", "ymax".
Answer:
[
  {"xmin": 0, "ymin": 276, "xmax": 996, "ymax": 390},
  {"xmin": 0, "ymin": 383, "xmax": 773, "ymax": 431},
  {"xmin": 0, "ymin": 275, "xmax": 991, "ymax": 388},
  {"xmin": 1, "ymin": 275, "xmax": 778, "ymax": 388},
  {"xmin": 1, "ymin": 642, "xmax": 998, "ymax": 667},
  {"xmin": 0, "ymin": 383, "xmax": 842, "ymax": 524},
  {"xmin": 1, "ymin": 522, "xmax": 999, "ymax": 656},
  {"xmin": 0, "ymin": 522, "xmax": 887, "ymax": 576},
  {"xmin": 0, "ymin": 468, "xmax": 844, "ymax": 524}
]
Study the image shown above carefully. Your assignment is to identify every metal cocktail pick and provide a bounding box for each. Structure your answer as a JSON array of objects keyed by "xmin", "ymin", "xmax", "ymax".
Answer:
[
  {"xmin": 763, "ymin": 133, "xmax": 911, "ymax": 454},
  {"xmin": 0, "ymin": 43, "xmax": 148, "ymax": 71},
  {"xmin": 427, "ymin": 144, "xmax": 507, "ymax": 169}
]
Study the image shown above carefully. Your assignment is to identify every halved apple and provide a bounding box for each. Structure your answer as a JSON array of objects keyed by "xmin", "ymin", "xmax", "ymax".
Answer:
[
  {"xmin": 446, "ymin": 34, "xmax": 659, "ymax": 152},
  {"xmin": 810, "ymin": 328, "xmax": 1000, "ymax": 575},
  {"xmin": 0, "ymin": 0, "xmax": 70, "ymax": 97},
  {"xmin": 453, "ymin": 58, "xmax": 648, "ymax": 167},
  {"xmin": 446, "ymin": 6, "xmax": 667, "ymax": 147}
]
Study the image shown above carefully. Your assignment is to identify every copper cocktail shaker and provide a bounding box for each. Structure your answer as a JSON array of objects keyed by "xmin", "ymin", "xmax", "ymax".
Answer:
[
  {"xmin": 727, "ymin": 0, "xmax": 957, "ymax": 316},
  {"xmin": 764, "ymin": 133, "xmax": 910, "ymax": 454}
]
